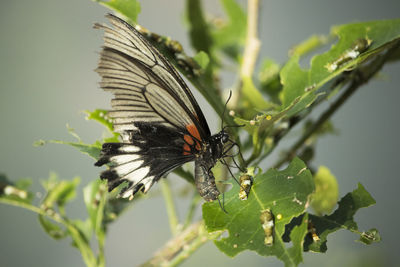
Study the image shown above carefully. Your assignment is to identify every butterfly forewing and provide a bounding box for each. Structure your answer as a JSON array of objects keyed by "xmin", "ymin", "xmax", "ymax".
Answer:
[
  {"xmin": 94, "ymin": 14, "xmax": 212, "ymax": 198},
  {"xmin": 95, "ymin": 14, "xmax": 210, "ymax": 138}
]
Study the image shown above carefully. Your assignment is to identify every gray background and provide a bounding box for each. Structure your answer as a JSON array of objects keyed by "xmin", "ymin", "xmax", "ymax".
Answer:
[{"xmin": 1, "ymin": 0, "xmax": 399, "ymax": 266}]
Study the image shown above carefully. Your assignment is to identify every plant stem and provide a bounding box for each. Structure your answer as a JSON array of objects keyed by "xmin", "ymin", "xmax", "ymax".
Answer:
[
  {"xmin": 160, "ymin": 179, "xmax": 180, "ymax": 236},
  {"xmin": 240, "ymin": 0, "xmax": 261, "ymax": 78},
  {"xmin": 140, "ymin": 221, "xmax": 221, "ymax": 267}
]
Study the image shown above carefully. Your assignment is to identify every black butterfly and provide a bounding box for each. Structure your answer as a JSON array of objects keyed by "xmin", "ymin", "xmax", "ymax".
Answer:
[{"xmin": 94, "ymin": 14, "xmax": 236, "ymax": 202}]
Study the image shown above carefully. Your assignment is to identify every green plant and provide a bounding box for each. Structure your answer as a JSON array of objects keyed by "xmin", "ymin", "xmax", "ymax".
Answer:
[{"xmin": 2, "ymin": 0, "xmax": 399, "ymax": 266}]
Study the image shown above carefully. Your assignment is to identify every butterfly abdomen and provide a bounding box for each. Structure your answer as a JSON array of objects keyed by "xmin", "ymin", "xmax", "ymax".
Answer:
[{"xmin": 194, "ymin": 161, "xmax": 220, "ymax": 202}]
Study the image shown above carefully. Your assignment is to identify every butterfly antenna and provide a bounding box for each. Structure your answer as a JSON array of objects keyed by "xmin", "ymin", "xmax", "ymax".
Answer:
[{"xmin": 221, "ymin": 90, "xmax": 233, "ymax": 130}]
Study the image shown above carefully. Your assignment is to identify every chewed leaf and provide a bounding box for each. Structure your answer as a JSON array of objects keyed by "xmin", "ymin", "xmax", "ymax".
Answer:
[
  {"xmin": 35, "ymin": 110, "xmax": 119, "ymax": 160},
  {"xmin": 279, "ymin": 19, "xmax": 400, "ymax": 118},
  {"xmin": 85, "ymin": 109, "xmax": 114, "ymax": 132},
  {"xmin": 203, "ymin": 158, "xmax": 314, "ymax": 266},
  {"xmin": 41, "ymin": 176, "xmax": 80, "ymax": 209},
  {"xmin": 36, "ymin": 139, "xmax": 102, "ymax": 160},
  {"xmin": 305, "ymin": 183, "xmax": 377, "ymax": 252}
]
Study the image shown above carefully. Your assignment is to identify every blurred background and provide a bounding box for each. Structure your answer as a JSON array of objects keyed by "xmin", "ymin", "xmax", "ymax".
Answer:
[{"xmin": 1, "ymin": 0, "xmax": 399, "ymax": 266}]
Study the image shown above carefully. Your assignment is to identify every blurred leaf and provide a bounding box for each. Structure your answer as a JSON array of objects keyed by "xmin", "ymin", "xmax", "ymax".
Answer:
[
  {"xmin": 186, "ymin": 0, "xmax": 213, "ymax": 54},
  {"xmin": 66, "ymin": 223, "xmax": 97, "ymax": 265},
  {"xmin": 0, "ymin": 174, "xmax": 33, "ymax": 204},
  {"xmin": 310, "ymin": 166, "xmax": 339, "ymax": 215},
  {"xmin": 41, "ymin": 175, "xmax": 80, "ymax": 209},
  {"xmin": 95, "ymin": 0, "xmax": 141, "ymax": 23},
  {"xmin": 305, "ymin": 183, "xmax": 377, "ymax": 252},
  {"xmin": 72, "ymin": 219, "xmax": 93, "ymax": 246},
  {"xmin": 83, "ymin": 179, "xmax": 107, "ymax": 244},
  {"xmin": 212, "ymin": 0, "xmax": 246, "ymax": 60},
  {"xmin": 203, "ymin": 158, "xmax": 314, "ymax": 266},
  {"xmin": 193, "ymin": 51, "xmax": 210, "ymax": 70},
  {"xmin": 38, "ymin": 215, "xmax": 68, "ymax": 240}
]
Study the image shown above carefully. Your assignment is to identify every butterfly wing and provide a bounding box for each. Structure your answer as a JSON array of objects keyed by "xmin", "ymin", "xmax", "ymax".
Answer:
[{"xmin": 94, "ymin": 14, "xmax": 210, "ymax": 198}]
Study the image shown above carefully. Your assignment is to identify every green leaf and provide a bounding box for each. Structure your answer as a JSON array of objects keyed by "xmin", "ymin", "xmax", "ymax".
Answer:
[
  {"xmin": 203, "ymin": 158, "xmax": 314, "ymax": 266},
  {"xmin": 279, "ymin": 55, "xmax": 316, "ymax": 117},
  {"xmin": 306, "ymin": 183, "xmax": 377, "ymax": 252},
  {"xmin": 242, "ymin": 76, "xmax": 275, "ymax": 112},
  {"xmin": 310, "ymin": 166, "xmax": 339, "ymax": 215},
  {"xmin": 193, "ymin": 51, "xmax": 210, "ymax": 70},
  {"xmin": 287, "ymin": 213, "xmax": 309, "ymax": 265},
  {"xmin": 96, "ymin": 0, "xmax": 141, "ymax": 23}
]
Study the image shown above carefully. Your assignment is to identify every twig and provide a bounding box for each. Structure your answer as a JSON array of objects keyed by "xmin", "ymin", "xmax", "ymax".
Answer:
[
  {"xmin": 160, "ymin": 179, "xmax": 180, "ymax": 236},
  {"xmin": 140, "ymin": 221, "xmax": 221, "ymax": 267}
]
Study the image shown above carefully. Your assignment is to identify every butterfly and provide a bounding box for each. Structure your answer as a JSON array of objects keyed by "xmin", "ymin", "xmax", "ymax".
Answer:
[{"xmin": 94, "ymin": 14, "xmax": 238, "ymax": 202}]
